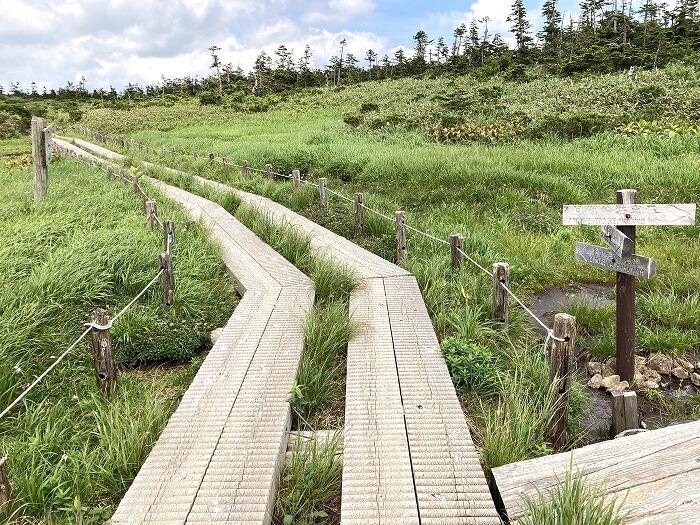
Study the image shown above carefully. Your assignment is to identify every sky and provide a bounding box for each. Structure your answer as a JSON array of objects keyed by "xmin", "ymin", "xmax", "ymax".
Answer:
[{"xmin": 0, "ymin": 0, "xmax": 583, "ymax": 92}]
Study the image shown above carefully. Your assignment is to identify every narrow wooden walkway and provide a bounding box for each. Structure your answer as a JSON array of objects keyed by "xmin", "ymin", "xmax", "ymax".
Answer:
[
  {"xmin": 57, "ymin": 136, "xmax": 501, "ymax": 524},
  {"xmin": 54, "ymin": 138, "xmax": 315, "ymax": 524},
  {"xmin": 493, "ymin": 420, "xmax": 700, "ymax": 524}
]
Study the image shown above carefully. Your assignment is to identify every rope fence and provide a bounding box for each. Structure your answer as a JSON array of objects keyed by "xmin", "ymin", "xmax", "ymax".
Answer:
[
  {"xmin": 2, "ymin": 140, "xmax": 181, "ymax": 431},
  {"xmin": 78, "ymin": 127, "xmax": 568, "ymax": 345}
]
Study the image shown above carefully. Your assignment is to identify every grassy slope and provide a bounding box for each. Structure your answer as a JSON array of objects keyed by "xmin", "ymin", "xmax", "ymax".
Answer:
[
  {"xmin": 0, "ymin": 150, "xmax": 235, "ymax": 523},
  {"xmin": 78, "ymin": 72, "xmax": 700, "ymax": 463}
]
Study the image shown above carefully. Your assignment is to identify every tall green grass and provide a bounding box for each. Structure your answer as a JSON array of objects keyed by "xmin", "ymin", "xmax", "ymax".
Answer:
[
  {"xmin": 0, "ymin": 153, "xmax": 235, "ymax": 523},
  {"xmin": 520, "ymin": 466, "xmax": 627, "ymax": 525}
]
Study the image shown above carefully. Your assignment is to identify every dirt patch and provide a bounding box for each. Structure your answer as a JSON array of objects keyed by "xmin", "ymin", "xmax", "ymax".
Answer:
[{"xmin": 528, "ymin": 283, "xmax": 613, "ymax": 335}]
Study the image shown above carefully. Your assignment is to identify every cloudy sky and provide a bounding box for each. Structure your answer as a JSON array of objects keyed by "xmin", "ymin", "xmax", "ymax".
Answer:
[{"xmin": 0, "ymin": 0, "xmax": 582, "ymax": 92}]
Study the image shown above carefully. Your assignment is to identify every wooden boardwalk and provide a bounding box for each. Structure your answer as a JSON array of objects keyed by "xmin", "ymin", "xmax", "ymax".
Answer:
[
  {"xmin": 493, "ymin": 420, "xmax": 700, "ymax": 524},
  {"xmin": 54, "ymin": 138, "xmax": 315, "ymax": 524},
  {"xmin": 56, "ymin": 137, "xmax": 500, "ymax": 524}
]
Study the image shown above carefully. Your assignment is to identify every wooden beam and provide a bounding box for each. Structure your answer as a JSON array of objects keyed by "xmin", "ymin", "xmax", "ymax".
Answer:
[
  {"xmin": 159, "ymin": 252, "xmax": 175, "ymax": 307},
  {"xmin": 31, "ymin": 117, "xmax": 49, "ymax": 203},
  {"xmin": 563, "ymin": 203, "xmax": 696, "ymax": 226},
  {"xmin": 449, "ymin": 233, "xmax": 464, "ymax": 270},
  {"xmin": 575, "ymin": 242, "xmax": 656, "ymax": 279},
  {"xmin": 601, "ymin": 224, "xmax": 634, "ymax": 257},
  {"xmin": 292, "ymin": 169, "xmax": 301, "ymax": 192},
  {"xmin": 88, "ymin": 308, "xmax": 117, "ymax": 397},
  {"xmin": 395, "ymin": 211, "xmax": 407, "ymax": 265},
  {"xmin": 318, "ymin": 177, "xmax": 328, "ymax": 206},
  {"xmin": 354, "ymin": 193, "xmax": 364, "ymax": 237},
  {"xmin": 491, "ymin": 263, "xmax": 509, "ymax": 324},
  {"xmin": 547, "ymin": 313, "xmax": 576, "ymax": 450}
]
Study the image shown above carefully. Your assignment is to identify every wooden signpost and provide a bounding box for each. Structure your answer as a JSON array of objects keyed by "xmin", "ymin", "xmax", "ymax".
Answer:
[{"xmin": 564, "ymin": 190, "xmax": 696, "ymax": 382}]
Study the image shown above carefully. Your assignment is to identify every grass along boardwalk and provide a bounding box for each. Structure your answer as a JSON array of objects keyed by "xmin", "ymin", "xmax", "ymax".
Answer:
[
  {"xmin": 54, "ymin": 137, "xmax": 315, "ymax": 524},
  {"xmin": 56, "ymin": 136, "xmax": 500, "ymax": 524}
]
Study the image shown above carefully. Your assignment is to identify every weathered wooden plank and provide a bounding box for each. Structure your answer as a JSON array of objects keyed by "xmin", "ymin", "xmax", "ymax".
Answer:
[
  {"xmin": 493, "ymin": 420, "xmax": 700, "ymax": 524},
  {"xmin": 575, "ymin": 242, "xmax": 656, "ymax": 278},
  {"xmin": 600, "ymin": 225, "xmax": 634, "ymax": 257},
  {"xmin": 563, "ymin": 204, "xmax": 696, "ymax": 226}
]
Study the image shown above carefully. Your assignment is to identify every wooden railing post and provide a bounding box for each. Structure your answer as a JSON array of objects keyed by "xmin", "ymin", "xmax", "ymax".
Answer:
[
  {"xmin": 31, "ymin": 116, "xmax": 49, "ymax": 203},
  {"xmin": 119, "ymin": 169, "xmax": 128, "ymax": 185},
  {"xmin": 612, "ymin": 391, "xmax": 639, "ymax": 436},
  {"xmin": 492, "ymin": 263, "xmax": 510, "ymax": 324},
  {"xmin": 159, "ymin": 252, "xmax": 175, "ymax": 307},
  {"xmin": 319, "ymin": 178, "xmax": 328, "ymax": 206},
  {"xmin": 242, "ymin": 160, "xmax": 250, "ymax": 179},
  {"xmin": 266, "ymin": 164, "xmax": 274, "ymax": 180},
  {"xmin": 132, "ymin": 176, "xmax": 140, "ymax": 196},
  {"xmin": 292, "ymin": 169, "xmax": 301, "ymax": 192},
  {"xmin": 145, "ymin": 200, "xmax": 158, "ymax": 230},
  {"xmin": 395, "ymin": 211, "xmax": 407, "ymax": 265},
  {"xmin": 163, "ymin": 220, "xmax": 176, "ymax": 251},
  {"xmin": 547, "ymin": 313, "xmax": 577, "ymax": 450},
  {"xmin": 0, "ymin": 456, "xmax": 10, "ymax": 518},
  {"xmin": 107, "ymin": 166, "xmax": 115, "ymax": 180},
  {"xmin": 449, "ymin": 233, "xmax": 464, "ymax": 270},
  {"xmin": 88, "ymin": 308, "xmax": 117, "ymax": 396},
  {"xmin": 354, "ymin": 193, "xmax": 364, "ymax": 237}
]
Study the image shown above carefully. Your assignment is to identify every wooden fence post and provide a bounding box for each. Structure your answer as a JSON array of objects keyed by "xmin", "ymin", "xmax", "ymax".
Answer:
[
  {"xmin": 242, "ymin": 160, "xmax": 250, "ymax": 179},
  {"xmin": 119, "ymin": 169, "xmax": 127, "ymax": 185},
  {"xmin": 0, "ymin": 456, "xmax": 9, "ymax": 518},
  {"xmin": 266, "ymin": 164, "xmax": 274, "ymax": 180},
  {"xmin": 395, "ymin": 211, "xmax": 407, "ymax": 265},
  {"xmin": 132, "ymin": 176, "xmax": 140, "ymax": 196},
  {"xmin": 222, "ymin": 156, "xmax": 228, "ymax": 168},
  {"xmin": 354, "ymin": 193, "xmax": 364, "ymax": 237},
  {"xmin": 492, "ymin": 263, "xmax": 510, "ymax": 324},
  {"xmin": 547, "ymin": 313, "xmax": 577, "ymax": 450},
  {"xmin": 319, "ymin": 178, "xmax": 328, "ymax": 206},
  {"xmin": 292, "ymin": 169, "xmax": 301, "ymax": 192},
  {"xmin": 107, "ymin": 166, "xmax": 115, "ymax": 180},
  {"xmin": 449, "ymin": 233, "xmax": 464, "ymax": 270},
  {"xmin": 209, "ymin": 153, "xmax": 215, "ymax": 163},
  {"xmin": 31, "ymin": 116, "xmax": 49, "ymax": 203},
  {"xmin": 88, "ymin": 308, "xmax": 117, "ymax": 396},
  {"xmin": 159, "ymin": 252, "xmax": 175, "ymax": 307},
  {"xmin": 145, "ymin": 200, "xmax": 158, "ymax": 230},
  {"xmin": 612, "ymin": 390, "xmax": 639, "ymax": 436},
  {"xmin": 163, "ymin": 220, "xmax": 176, "ymax": 251},
  {"xmin": 616, "ymin": 188, "xmax": 637, "ymax": 383}
]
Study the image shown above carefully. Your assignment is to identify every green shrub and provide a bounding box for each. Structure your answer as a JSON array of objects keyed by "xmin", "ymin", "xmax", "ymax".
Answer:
[
  {"xmin": 0, "ymin": 110, "xmax": 23, "ymax": 138},
  {"xmin": 442, "ymin": 338, "xmax": 499, "ymax": 396}
]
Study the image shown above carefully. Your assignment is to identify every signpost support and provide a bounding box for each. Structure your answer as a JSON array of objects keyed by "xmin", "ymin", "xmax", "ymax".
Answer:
[{"xmin": 616, "ymin": 189, "xmax": 636, "ymax": 382}]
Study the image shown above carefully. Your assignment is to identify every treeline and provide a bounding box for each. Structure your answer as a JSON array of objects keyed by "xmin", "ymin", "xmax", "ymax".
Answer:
[{"xmin": 2, "ymin": 0, "xmax": 700, "ymax": 103}]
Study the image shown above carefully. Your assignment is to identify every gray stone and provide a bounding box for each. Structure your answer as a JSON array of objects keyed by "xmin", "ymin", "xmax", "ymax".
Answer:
[
  {"xmin": 671, "ymin": 367, "xmax": 689, "ymax": 380},
  {"xmin": 587, "ymin": 361, "xmax": 602, "ymax": 376},
  {"xmin": 587, "ymin": 373, "xmax": 603, "ymax": 389},
  {"xmin": 647, "ymin": 353, "xmax": 673, "ymax": 375},
  {"xmin": 601, "ymin": 375, "xmax": 622, "ymax": 390},
  {"xmin": 691, "ymin": 373, "xmax": 700, "ymax": 387},
  {"xmin": 643, "ymin": 380, "xmax": 660, "ymax": 389}
]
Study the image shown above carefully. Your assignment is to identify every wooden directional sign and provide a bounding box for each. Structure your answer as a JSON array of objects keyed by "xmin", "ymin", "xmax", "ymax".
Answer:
[
  {"xmin": 563, "ymin": 204, "xmax": 696, "ymax": 226},
  {"xmin": 600, "ymin": 225, "xmax": 634, "ymax": 258},
  {"xmin": 575, "ymin": 242, "xmax": 656, "ymax": 279}
]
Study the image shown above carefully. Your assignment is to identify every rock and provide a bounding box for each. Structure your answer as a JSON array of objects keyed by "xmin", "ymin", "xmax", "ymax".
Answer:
[
  {"xmin": 671, "ymin": 367, "xmax": 689, "ymax": 380},
  {"xmin": 587, "ymin": 374, "xmax": 603, "ymax": 389},
  {"xmin": 601, "ymin": 374, "xmax": 622, "ymax": 390},
  {"xmin": 607, "ymin": 381, "xmax": 629, "ymax": 394},
  {"xmin": 675, "ymin": 358, "xmax": 694, "ymax": 372},
  {"xmin": 643, "ymin": 380, "xmax": 660, "ymax": 389},
  {"xmin": 614, "ymin": 428, "xmax": 648, "ymax": 439},
  {"xmin": 647, "ymin": 353, "xmax": 673, "ymax": 375},
  {"xmin": 691, "ymin": 373, "xmax": 700, "ymax": 387},
  {"xmin": 634, "ymin": 372, "xmax": 645, "ymax": 386},
  {"xmin": 605, "ymin": 357, "xmax": 616, "ymax": 369},
  {"xmin": 635, "ymin": 356, "xmax": 647, "ymax": 369},
  {"xmin": 601, "ymin": 363, "xmax": 616, "ymax": 378},
  {"xmin": 587, "ymin": 362, "xmax": 602, "ymax": 376},
  {"xmin": 642, "ymin": 368, "xmax": 661, "ymax": 382},
  {"xmin": 210, "ymin": 327, "xmax": 223, "ymax": 345}
]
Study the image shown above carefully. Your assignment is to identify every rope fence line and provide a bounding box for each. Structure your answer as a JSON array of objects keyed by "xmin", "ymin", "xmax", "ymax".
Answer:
[
  {"xmin": 79, "ymin": 127, "xmax": 565, "ymax": 346},
  {"xmin": 0, "ymin": 268, "xmax": 166, "ymax": 422}
]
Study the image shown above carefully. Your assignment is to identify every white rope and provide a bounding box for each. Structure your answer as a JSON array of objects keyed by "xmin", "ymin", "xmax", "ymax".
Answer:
[
  {"xmin": 0, "ymin": 267, "xmax": 164, "ymax": 421},
  {"xmin": 0, "ymin": 328, "xmax": 92, "ymax": 421}
]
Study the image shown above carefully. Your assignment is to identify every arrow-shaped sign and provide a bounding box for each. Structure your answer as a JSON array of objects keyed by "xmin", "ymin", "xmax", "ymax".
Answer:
[
  {"xmin": 575, "ymin": 242, "xmax": 656, "ymax": 279},
  {"xmin": 563, "ymin": 204, "xmax": 696, "ymax": 226},
  {"xmin": 600, "ymin": 225, "xmax": 634, "ymax": 258}
]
